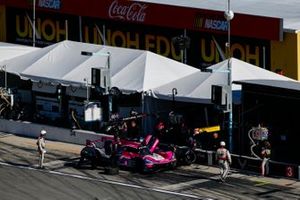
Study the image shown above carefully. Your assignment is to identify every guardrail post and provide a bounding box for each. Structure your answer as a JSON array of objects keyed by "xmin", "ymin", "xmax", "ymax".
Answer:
[
  {"xmin": 207, "ymin": 151, "xmax": 213, "ymax": 165},
  {"xmin": 298, "ymin": 165, "xmax": 300, "ymax": 180}
]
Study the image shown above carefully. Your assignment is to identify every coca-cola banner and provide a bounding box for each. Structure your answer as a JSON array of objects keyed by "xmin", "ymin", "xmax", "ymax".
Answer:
[
  {"xmin": 3, "ymin": 0, "xmax": 282, "ymax": 41},
  {"xmin": 108, "ymin": 0, "xmax": 147, "ymax": 23}
]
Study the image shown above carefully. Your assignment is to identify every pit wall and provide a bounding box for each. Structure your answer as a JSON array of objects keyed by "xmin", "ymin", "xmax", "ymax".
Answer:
[{"xmin": 0, "ymin": 119, "xmax": 106, "ymax": 145}]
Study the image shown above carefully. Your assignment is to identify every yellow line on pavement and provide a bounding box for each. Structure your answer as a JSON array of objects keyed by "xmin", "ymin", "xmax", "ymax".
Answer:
[{"xmin": 254, "ymin": 180, "xmax": 270, "ymax": 186}]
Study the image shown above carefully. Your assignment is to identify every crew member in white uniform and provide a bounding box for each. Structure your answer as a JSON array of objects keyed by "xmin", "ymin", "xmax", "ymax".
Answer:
[
  {"xmin": 37, "ymin": 129, "xmax": 47, "ymax": 169},
  {"xmin": 216, "ymin": 141, "xmax": 232, "ymax": 182}
]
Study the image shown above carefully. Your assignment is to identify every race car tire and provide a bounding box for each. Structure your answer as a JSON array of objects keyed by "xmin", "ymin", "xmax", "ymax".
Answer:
[
  {"xmin": 170, "ymin": 160, "xmax": 177, "ymax": 170},
  {"xmin": 91, "ymin": 159, "xmax": 97, "ymax": 169},
  {"xmin": 76, "ymin": 157, "xmax": 84, "ymax": 168},
  {"xmin": 184, "ymin": 150, "xmax": 196, "ymax": 165},
  {"xmin": 136, "ymin": 158, "xmax": 146, "ymax": 173}
]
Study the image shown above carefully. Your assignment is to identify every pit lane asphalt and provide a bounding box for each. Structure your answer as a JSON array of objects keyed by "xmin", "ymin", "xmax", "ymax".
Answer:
[{"xmin": 0, "ymin": 132, "xmax": 300, "ymax": 200}]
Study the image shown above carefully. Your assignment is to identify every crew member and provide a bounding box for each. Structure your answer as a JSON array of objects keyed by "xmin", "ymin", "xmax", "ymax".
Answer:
[
  {"xmin": 37, "ymin": 129, "xmax": 47, "ymax": 169},
  {"xmin": 261, "ymin": 141, "xmax": 271, "ymax": 176},
  {"xmin": 154, "ymin": 121, "xmax": 168, "ymax": 144},
  {"xmin": 215, "ymin": 141, "xmax": 232, "ymax": 182}
]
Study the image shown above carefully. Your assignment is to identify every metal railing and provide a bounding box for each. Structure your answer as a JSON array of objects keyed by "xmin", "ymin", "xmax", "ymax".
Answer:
[{"xmin": 195, "ymin": 148, "xmax": 300, "ymax": 180}]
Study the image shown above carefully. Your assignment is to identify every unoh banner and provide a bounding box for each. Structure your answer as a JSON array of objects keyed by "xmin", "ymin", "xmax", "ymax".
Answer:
[
  {"xmin": 6, "ymin": 7, "xmax": 78, "ymax": 46},
  {"xmin": 80, "ymin": 17, "xmax": 271, "ymax": 69},
  {"xmin": 5, "ymin": 7, "xmax": 270, "ymax": 69}
]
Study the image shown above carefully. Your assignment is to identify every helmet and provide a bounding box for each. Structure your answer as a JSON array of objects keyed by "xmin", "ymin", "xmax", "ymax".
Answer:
[
  {"xmin": 130, "ymin": 109, "xmax": 138, "ymax": 116},
  {"xmin": 156, "ymin": 122, "xmax": 165, "ymax": 130},
  {"xmin": 220, "ymin": 141, "xmax": 226, "ymax": 146},
  {"xmin": 40, "ymin": 130, "xmax": 47, "ymax": 135}
]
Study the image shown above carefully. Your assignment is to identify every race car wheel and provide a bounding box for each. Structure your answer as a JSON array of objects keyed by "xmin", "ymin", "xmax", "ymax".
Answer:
[
  {"xmin": 76, "ymin": 157, "xmax": 84, "ymax": 168},
  {"xmin": 91, "ymin": 158, "xmax": 97, "ymax": 169},
  {"xmin": 170, "ymin": 160, "xmax": 177, "ymax": 169},
  {"xmin": 184, "ymin": 150, "xmax": 196, "ymax": 165},
  {"xmin": 136, "ymin": 158, "xmax": 146, "ymax": 173}
]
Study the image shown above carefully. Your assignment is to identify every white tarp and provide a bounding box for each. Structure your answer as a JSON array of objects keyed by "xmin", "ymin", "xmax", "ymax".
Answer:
[
  {"xmin": 0, "ymin": 42, "xmax": 39, "ymax": 62},
  {"xmin": 208, "ymin": 58, "xmax": 298, "ymax": 91},
  {"xmin": 151, "ymin": 58, "xmax": 300, "ymax": 104},
  {"xmin": 151, "ymin": 70, "xmax": 227, "ymax": 104},
  {"xmin": 0, "ymin": 40, "xmax": 199, "ymax": 93},
  {"xmin": 2, "ymin": 40, "xmax": 299, "ymax": 105}
]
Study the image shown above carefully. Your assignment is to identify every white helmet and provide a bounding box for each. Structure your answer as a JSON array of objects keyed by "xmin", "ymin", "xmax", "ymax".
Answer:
[
  {"xmin": 40, "ymin": 130, "xmax": 47, "ymax": 135},
  {"xmin": 220, "ymin": 141, "xmax": 226, "ymax": 146}
]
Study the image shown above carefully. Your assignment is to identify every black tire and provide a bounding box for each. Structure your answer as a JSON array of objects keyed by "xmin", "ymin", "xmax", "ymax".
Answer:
[
  {"xmin": 136, "ymin": 158, "xmax": 146, "ymax": 173},
  {"xmin": 184, "ymin": 150, "xmax": 196, "ymax": 165},
  {"xmin": 91, "ymin": 158, "xmax": 97, "ymax": 169},
  {"xmin": 170, "ymin": 160, "xmax": 177, "ymax": 169},
  {"xmin": 76, "ymin": 157, "xmax": 84, "ymax": 168}
]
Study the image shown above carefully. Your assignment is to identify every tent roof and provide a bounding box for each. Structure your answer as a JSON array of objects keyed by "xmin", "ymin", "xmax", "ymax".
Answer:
[
  {"xmin": 0, "ymin": 42, "xmax": 39, "ymax": 62},
  {"xmin": 112, "ymin": 50, "xmax": 199, "ymax": 92},
  {"xmin": 207, "ymin": 58, "xmax": 296, "ymax": 91},
  {"xmin": 235, "ymin": 79, "xmax": 300, "ymax": 92},
  {"xmin": 151, "ymin": 70, "xmax": 227, "ymax": 104},
  {"xmin": 152, "ymin": 58, "xmax": 300, "ymax": 103},
  {"xmin": 0, "ymin": 40, "xmax": 198, "ymax": 92}
]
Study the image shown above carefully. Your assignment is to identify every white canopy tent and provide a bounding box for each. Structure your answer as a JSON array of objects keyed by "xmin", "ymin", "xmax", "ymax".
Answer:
[
  {"xmin": 0, "ymin": 40, "xmax": 199, "ymax": 93},
  {"xmin": 0, "ymin": 42, "xmax": 39, "ymax": 62},
  {"xmin": 151, "ymin": 58, "xmax": 300, "ymax": 104},
  {"xmin": 151, "ymin": 70, "xmax": 227, "ymax": 104},
  {"xmin": 208, "ymin": 58, "xmax": 297, "ymax": 91},
  {"xmin": 2, "ymin": 40, "xmax": 298, "ymax": 104}
]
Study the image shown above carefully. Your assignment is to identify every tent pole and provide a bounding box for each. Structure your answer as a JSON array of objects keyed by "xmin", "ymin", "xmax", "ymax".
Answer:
[
  {"xmin": 33, "ymin": 0, "xmax": 36, "ymax": 47},
  {"xmin": 225, "ymin": 0, "xmax": 234, "ymax": 152},
  {"xmin": 141, "ymin": 92, "xmax": 145, "ymax": 136}
]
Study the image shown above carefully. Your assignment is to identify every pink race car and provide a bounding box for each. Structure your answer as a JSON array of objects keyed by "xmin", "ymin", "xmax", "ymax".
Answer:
[{"xmin": 118, "ymin": 135, "xmax": 177, "ymax": 173}]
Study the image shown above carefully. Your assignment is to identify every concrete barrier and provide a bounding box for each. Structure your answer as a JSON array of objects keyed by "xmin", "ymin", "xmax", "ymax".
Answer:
[
  {"xmin": 0, "ymin": 119, "xmax": 107, "ymax": 145},
  {"xmin": 299, "ymin": 166, "xmax": 300, "ymax": 180}
]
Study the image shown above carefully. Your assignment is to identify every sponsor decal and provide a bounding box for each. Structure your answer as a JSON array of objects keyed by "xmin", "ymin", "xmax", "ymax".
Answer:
[
  {"xmin": 15, "ymin": 15, "xmax": 67, "ymax": 44},
  {"xmin": 38, "ymin": 0, "xmax": 61, "ymax": 10},
  {"xmin": 194, "ymin": 14, "xmax": 228, "ymax": 32},
  {"xmin": 204, "ymin": 19, "xmax": 227, "ymax": 31},
  {"xmin": 108, "ymin": 0, "xmax": 147, "ymax": 22}
]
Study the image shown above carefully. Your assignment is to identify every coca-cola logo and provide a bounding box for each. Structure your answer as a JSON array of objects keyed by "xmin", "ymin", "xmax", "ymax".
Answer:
[{"xmin": 109, "ymin": 0, "xmax": 147, "ymax": 22}]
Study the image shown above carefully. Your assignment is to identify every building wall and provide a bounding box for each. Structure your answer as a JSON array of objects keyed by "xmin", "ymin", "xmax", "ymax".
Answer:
[
  {"xmin": 271, "ymin": 32, "xmax": 299, "ymax": 80},
  {"xmin": 0, "ymin": 5, "xmax": 6, "ymax": 41}
]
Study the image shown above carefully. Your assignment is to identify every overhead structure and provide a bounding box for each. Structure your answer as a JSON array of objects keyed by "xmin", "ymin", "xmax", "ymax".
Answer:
[
  {"xmin": 0, "ymin": 40, "xmax": 199, "ymax": 93},
  {"xmin": 151, "ymin": 58, "xmax": 300, "ymax": 104}
]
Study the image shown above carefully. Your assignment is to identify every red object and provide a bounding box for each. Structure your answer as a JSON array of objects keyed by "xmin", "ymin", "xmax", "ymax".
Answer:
[
  {"xmin": 156, "ymin": 122, "xmax": 165, "ymax": 130},
  {"xmin": 286, "ymin": 166, "xmax": 294, "ymax": 177},
  {"xmin": 1, "ymin": 0, "xmax": 282, "ymax": 41},
  {"xmin": 118, "ymin": 134, "xmax": 176, "ymax": 172}
]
